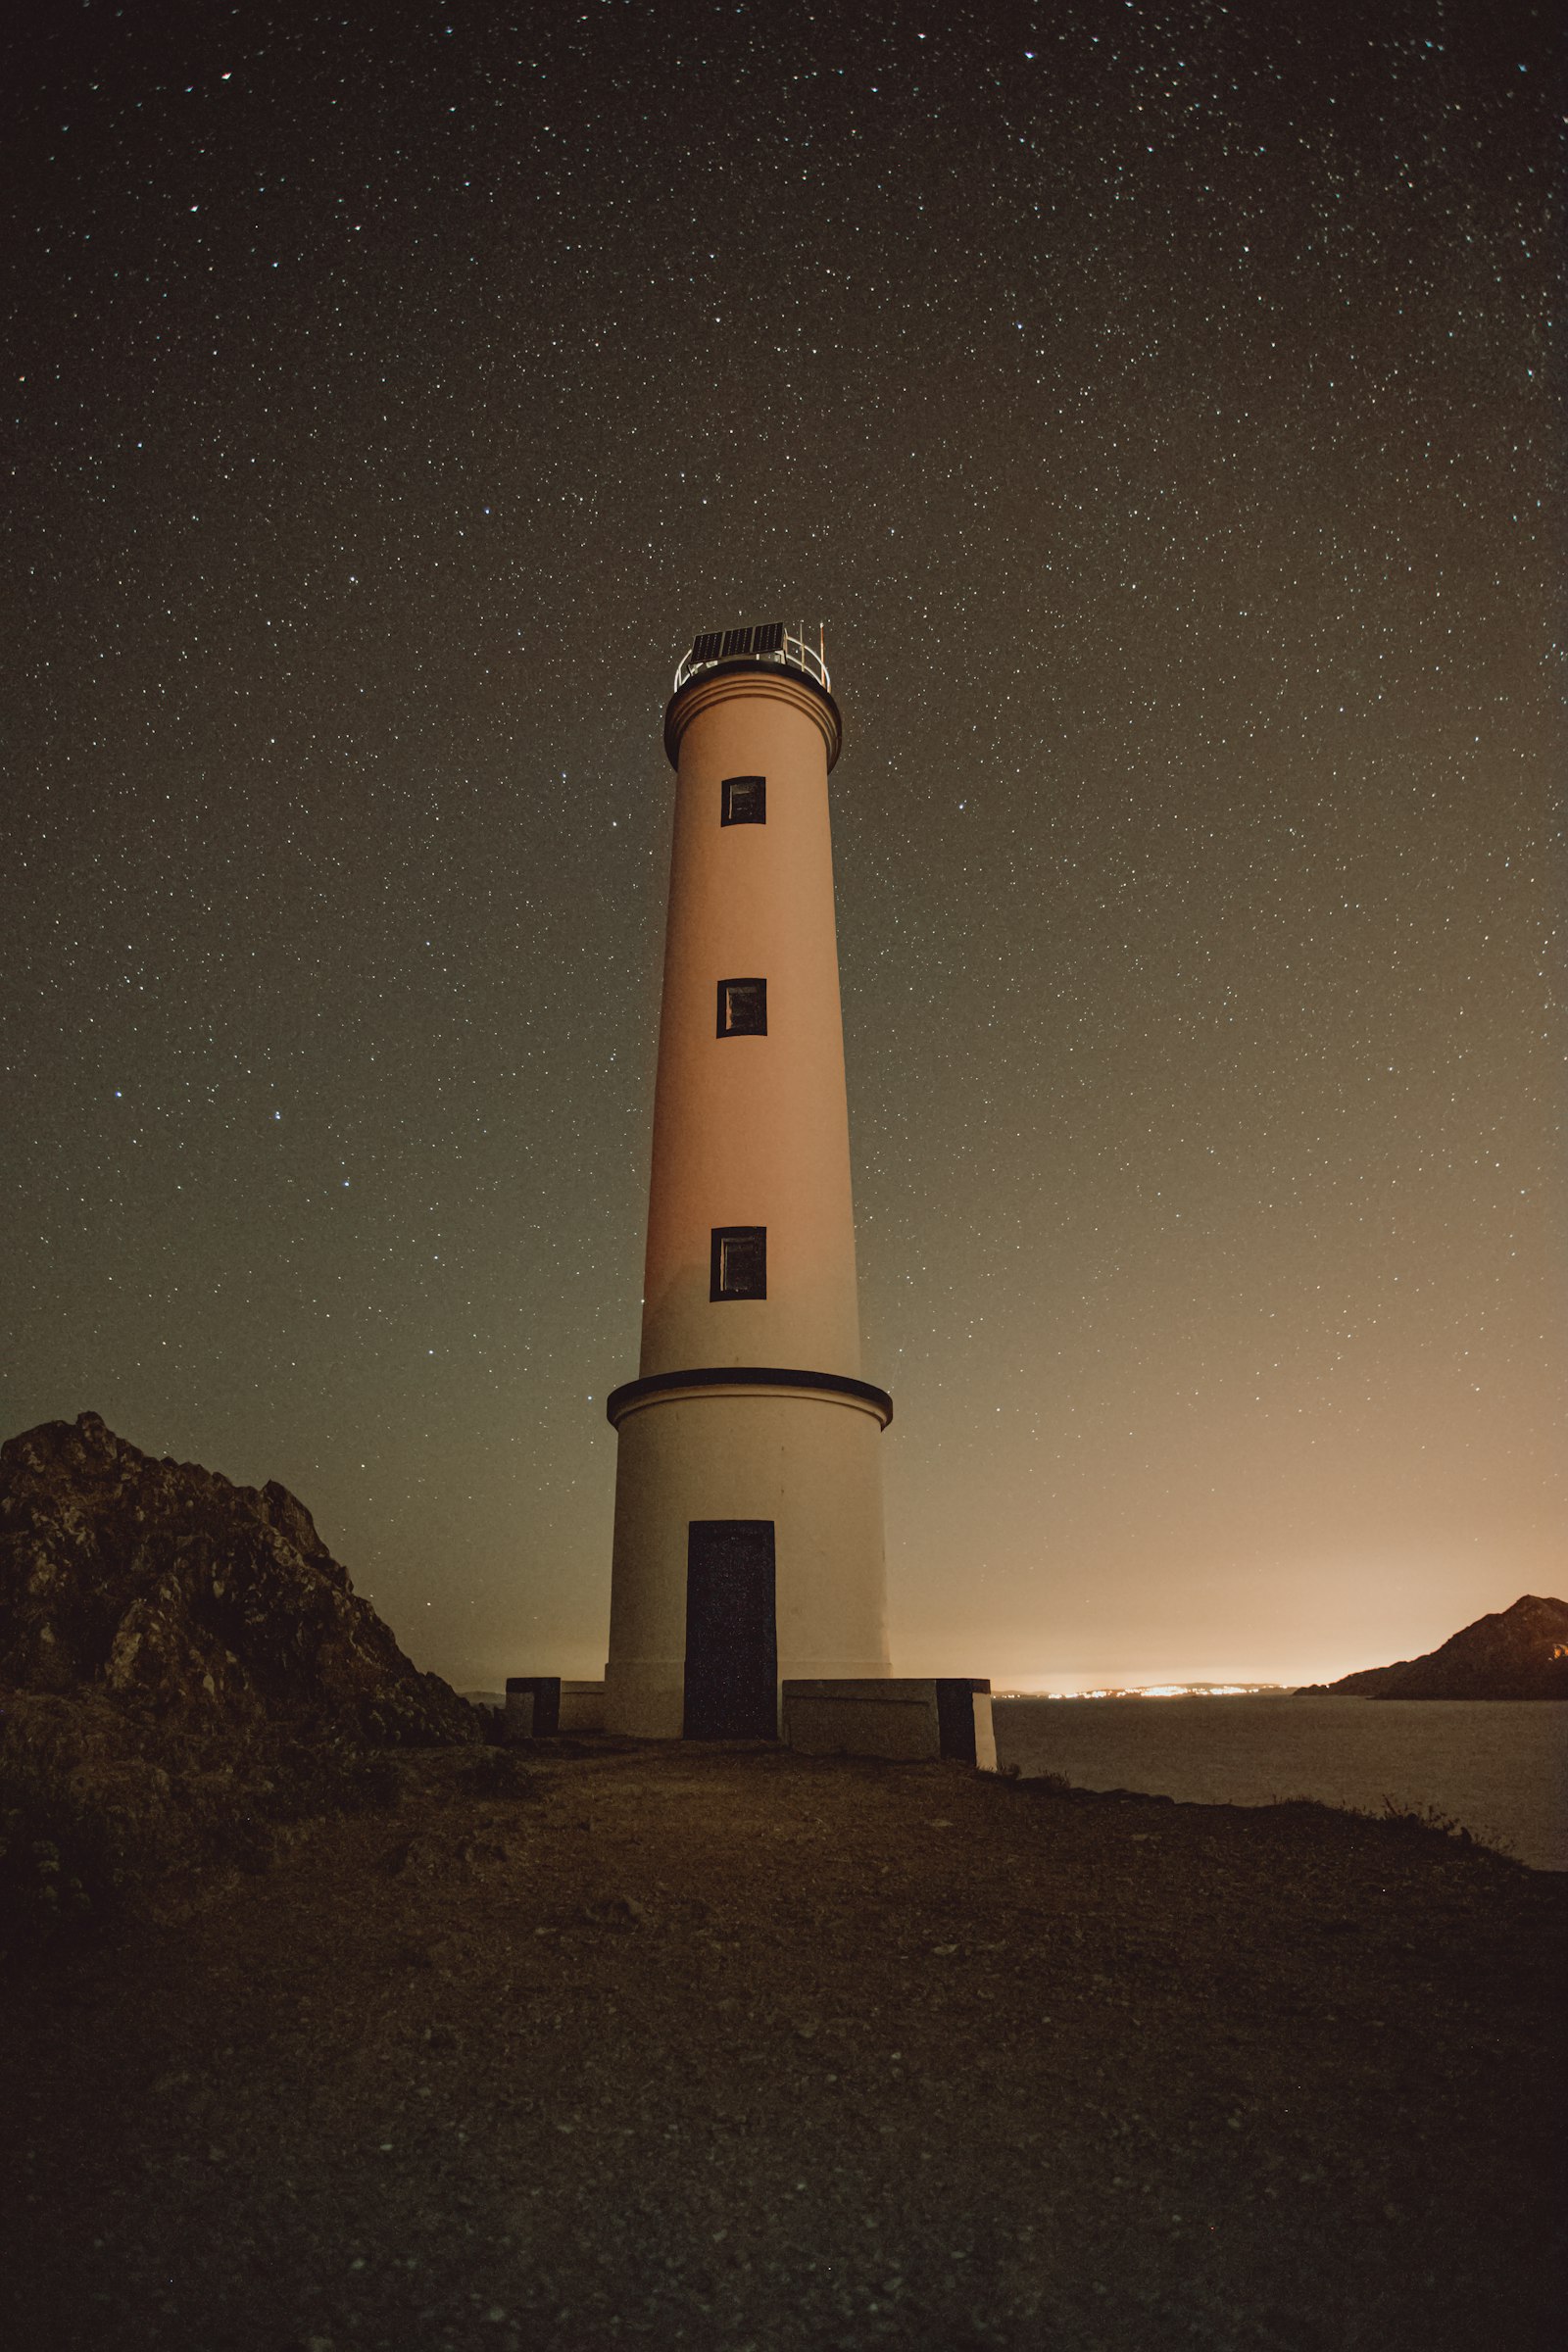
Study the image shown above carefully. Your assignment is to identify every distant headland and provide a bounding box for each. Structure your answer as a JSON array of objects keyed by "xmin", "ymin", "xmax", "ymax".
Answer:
[{"xmin": 1297, "ymin": 1595, "xmax": 1568, "ymax": 1701}]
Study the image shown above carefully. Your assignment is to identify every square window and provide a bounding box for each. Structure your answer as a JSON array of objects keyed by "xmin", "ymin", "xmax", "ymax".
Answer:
[
  {"xmin": 710, "ymin": 1225, "xmax": 766, "ymax": 1300},
  {"xmin": 721, "ymin": 775, "xmax": 765, "ymax": 826},
  {"xmin": 717, "ymin": 977, "xmax": 767, "ymax": 1037}
]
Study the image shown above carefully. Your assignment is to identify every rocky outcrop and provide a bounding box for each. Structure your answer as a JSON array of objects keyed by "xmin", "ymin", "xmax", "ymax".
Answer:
[
  {"xmin": 1299, "ymin": 1595, "xmax": 1568, "ymax": 1701},
  {"xmin": 0, "ymin": 1413, "xmax": 476, "ymax": 1745}
]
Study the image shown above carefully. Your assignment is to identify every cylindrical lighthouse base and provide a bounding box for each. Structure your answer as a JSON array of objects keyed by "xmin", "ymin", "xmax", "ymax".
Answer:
[{"xmin": 604, "ymin": 1378, "xmax": 892, "ymax": 1740}]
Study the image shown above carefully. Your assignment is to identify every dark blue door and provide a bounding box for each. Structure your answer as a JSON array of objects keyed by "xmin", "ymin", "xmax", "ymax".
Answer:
[{"xmin": 683, "ymin": 1520, "xmax": 777, "ymax": 1740}]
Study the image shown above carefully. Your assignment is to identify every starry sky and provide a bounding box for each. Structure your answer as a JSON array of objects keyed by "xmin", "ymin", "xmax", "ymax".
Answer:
[{"xmin": 5, "ymin": 1, "xmax": 1559, "ymax": 1694}]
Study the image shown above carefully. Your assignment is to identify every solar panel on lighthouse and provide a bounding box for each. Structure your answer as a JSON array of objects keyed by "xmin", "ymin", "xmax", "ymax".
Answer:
[{"xmin": 686, "ymin": 622, "xmax": 786, "ymax": 667}]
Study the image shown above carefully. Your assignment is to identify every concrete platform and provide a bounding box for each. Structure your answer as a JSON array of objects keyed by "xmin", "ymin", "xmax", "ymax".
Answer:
[
  {"xmin": 782, "ymin": 1678, "xmax": 996, "ymax": 1769},
  {"xmin": 504, "ymin": 1678, "xmax": 608, "ymax": 1740}
]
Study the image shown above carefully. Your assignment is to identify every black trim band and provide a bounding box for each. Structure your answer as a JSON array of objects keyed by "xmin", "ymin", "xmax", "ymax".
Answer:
[{"xmin": 606, "ymin": 1364, "xmax": 893, "ymax": 1429}]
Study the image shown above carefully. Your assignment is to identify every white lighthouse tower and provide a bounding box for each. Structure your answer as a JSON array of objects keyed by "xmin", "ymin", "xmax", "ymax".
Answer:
[{"xmin": 603, "ymin": 622, "xmax": 892, "ymax": 1740}]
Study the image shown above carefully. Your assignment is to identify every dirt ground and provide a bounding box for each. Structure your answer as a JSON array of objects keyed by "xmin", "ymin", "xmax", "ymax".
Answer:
[{"xmin": 2, "ymin": 1740, "xmax": 1564, "ymax": 2352}]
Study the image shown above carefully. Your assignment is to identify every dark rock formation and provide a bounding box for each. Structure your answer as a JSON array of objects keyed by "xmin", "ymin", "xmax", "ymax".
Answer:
[
  {"xmin": 1298, "ymin": 1594, "xmax": 1568, "ymax": 1700},
  {"xmin": 0, "ymin": 1412, "xmax": 476, "ymax": 1745}
]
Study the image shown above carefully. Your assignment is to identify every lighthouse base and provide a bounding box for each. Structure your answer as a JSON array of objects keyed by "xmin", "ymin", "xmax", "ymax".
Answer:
[
  {"xmin": 603, "ymin": 1381, "xmax": 892, "ymax": 1741},
  {"xmin": 603, "ymin": 1653, "xmax": 897, "ymax": 1742}
]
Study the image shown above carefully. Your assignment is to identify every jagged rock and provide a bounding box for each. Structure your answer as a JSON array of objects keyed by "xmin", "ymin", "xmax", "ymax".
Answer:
[
  {"xmin": 0, "ymin": 1413, "xmax": 476, "ymax": 1746},
  {"xmin": 1302, "ymin": 1595, "xmax": 1568, "ymax": 1701}
]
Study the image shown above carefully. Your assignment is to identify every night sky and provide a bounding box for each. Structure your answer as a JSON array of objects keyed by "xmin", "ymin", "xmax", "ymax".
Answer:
[{"xmin": 5, "ymin": 2, "xmax": 1559, "ymax": 1694}]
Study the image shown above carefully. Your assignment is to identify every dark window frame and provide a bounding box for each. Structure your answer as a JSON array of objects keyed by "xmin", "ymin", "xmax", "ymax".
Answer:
[
  {"xmin": 710, "ymin": 1225, "xmax": 766, "ymax": 1301},
  {"xmin": 716, "ymin": 977, "xmax": 767, "ymax": 1037},
  {"xmin": 720, "ymin": 775, "xmax": 766, "ymax": 826}
]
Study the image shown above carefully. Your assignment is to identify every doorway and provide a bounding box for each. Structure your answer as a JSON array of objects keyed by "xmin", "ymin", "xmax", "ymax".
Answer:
[{"xmin": 683, "ymin": 1520, "xmax": 777, "ymax": 1740}]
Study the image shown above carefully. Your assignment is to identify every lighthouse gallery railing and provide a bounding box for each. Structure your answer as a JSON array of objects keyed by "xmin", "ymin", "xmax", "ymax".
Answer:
[{"xmin": 673, "ymin": 622, "xmax": 830, "ymax": 698}]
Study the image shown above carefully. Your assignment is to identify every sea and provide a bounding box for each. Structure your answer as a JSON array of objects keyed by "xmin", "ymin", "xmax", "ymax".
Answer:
[{"xmin": 992, "ymin": 1693, "xmax": 1568, "ymax": 1872}]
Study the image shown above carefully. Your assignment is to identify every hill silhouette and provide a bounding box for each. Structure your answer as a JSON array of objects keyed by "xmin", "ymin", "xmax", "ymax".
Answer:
[
  {"xmin": 0, "ymin": 1411, "xmax": 474, "ymax": 1743},
  {"xmin": 1, "ymin": 1412, "xmax": 479, "ymax": 1961},
  {"xmin": 1301, "ymin": 1595, "xmax": 1568, "ymax": 1700}
]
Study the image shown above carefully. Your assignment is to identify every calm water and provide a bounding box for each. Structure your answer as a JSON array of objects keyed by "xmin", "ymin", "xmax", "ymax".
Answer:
[{"xmin": 993, "ymin": 1694, "xmax": 1568, "ymax": 1871}]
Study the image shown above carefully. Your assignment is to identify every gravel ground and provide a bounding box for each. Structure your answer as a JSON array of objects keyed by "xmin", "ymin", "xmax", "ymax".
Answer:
[{"xmin": 2, "ymin": 1740, "xmax": 1564, "ymax": 2352}]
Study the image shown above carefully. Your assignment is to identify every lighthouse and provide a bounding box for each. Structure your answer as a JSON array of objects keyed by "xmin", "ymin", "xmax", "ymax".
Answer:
[{"xmin": 603, "ymin": 622, "xmax": 893, "ymax": 1740}]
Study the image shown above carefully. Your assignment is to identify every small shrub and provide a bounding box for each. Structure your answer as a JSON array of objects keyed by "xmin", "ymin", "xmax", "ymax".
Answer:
[
  {"xmin": 1270, "ymin": 1788, "xmax": 1517, "ymax": 1863},
  {"xmin": 1375, "ymin": 1796, "xmax": 1522, "ymax": 1862},
  {"xmin": 1379, "ymin": 1794, "xmax": 1459, "ymax": 1835}
]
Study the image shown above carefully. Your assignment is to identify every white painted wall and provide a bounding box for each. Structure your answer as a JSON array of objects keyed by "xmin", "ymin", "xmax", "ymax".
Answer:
[{"xmin": 606, "ymin": 1385, "xmax": 891, "ymax": 1738}]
